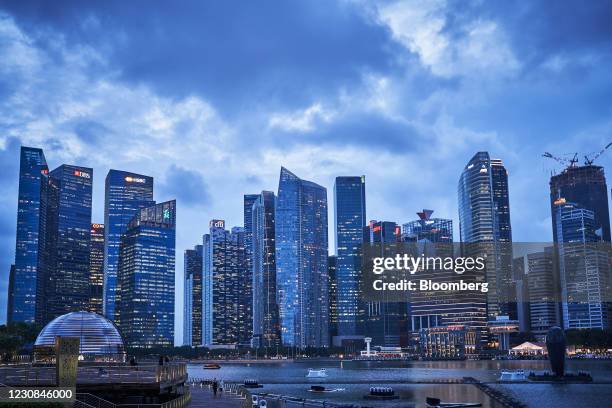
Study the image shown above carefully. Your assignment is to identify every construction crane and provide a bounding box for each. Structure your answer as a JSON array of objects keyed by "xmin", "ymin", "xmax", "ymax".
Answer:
[
  {"xmin": 584, "ymin": 142, "xmax": 612, "ymax": 165},
  {"xmin": 542, "ymin": 152, "xmax": 578, "ymax": 168}
]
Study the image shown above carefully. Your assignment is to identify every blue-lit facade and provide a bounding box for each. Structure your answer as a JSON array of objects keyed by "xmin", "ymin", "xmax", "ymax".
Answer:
[
  {"xmin": 252, "ymin": 191, "xmax": 280, "ymax": 347},
  {"xmin": 276, "ymin": 167, "xmax": 329, "ymax": 348},
  {"xmin": 363, "ymin": 220, "xmax": 405, "ymax": 346},
  {"xmin": 36, "ymin": 165, "xmax": 93, "ymax": 326},
  {"xmin": 103, "ymin": 170, "xmax": 154, "ymax": 321},
  {"xmin": 550, "ymin": 165, "xmax": 610, "ymax": 242},
  {"xmin": 88, "ymin": 223, "xmax": 105, "ymax": 315},
  {"xmin": 458, "ymin": 152, "xmax": 514, "ymax": 328},
  {"xmin": 333, "ymin": 176, "xmax": 366, "ymax": 338},
  {"xmin": 11, "ymin": 146, "xmax": 48, "ymax": 323},
  {"xmin": 183, "ymin": 245, "xmax": 203, "ymax": 346},
  {"xmin": 203, "ymin": 221, "xmax": 248, "ymax": 346},
  {"xmin": 554, "ymin": 201, "xmax": 609, "ymax": 329},
  {"xmin": 116, "ymin": 200, "xmax": 176, "ymax": 348}
]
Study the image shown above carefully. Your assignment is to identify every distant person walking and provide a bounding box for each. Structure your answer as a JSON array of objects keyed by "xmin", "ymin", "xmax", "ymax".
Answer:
[{"xmin": 212, "ymin": 378, "xmax": 218, "ymax": 397}]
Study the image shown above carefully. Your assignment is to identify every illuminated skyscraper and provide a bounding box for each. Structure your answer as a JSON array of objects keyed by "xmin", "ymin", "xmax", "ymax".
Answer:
[
  {"xmin": 203, "ymin": 220, "xmax": 248, "ymax": 346},
  {"xmin": 458, "ymin": 152, "xmax": 514, "ymax": 327},
  {"xmin": 11, "ymin": 146, "xmax": 48, "ymax": 323},
  {"xmin": 36, "ymin": 165, "xmax": 93, "ymax": 325},
  {"xmin": 88, "ymin": 223, "xmax": 105, "ymax": 315},
  {"xmin": 327, "ymin": 255, "xmax": 338, "ymax": 343},
  {"xmin": 363, "ymin": 220, "xmax": 405, "ymax": 346},
  {"xmin": 184, "ymin": 245, "xmax": 203, "ymax": 346},
  {"xmin": 6, "ymin": 265, "xmax": 15, "ymax": 324},
  {"xmin": 333, "ymin": 176, "xmax": 366, "ymax": 340},
  {"xmin": 117, "ymin": 200, "xmax": 176, "ymax": 348},
  {"xmin": 554, "ymin": 201, "xmax": 609, "ymax": 329},
  {"xmin": 276, "ymin": 167, "xmax": 329, "ymax": 348},
  {"xmin": 252, "ymin": 191, "xmax": 280, "ymax": 348},
  {"xmin": 103, "ymin": 170, "xmax": 154, "ymax": 321},
  {"xmin": 550, "ymin": 165, "xmax": 610, "ymax": 242}
]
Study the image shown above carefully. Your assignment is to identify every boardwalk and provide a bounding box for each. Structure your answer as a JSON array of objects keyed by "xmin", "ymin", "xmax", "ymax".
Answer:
[{"xmin": 189, "ymin": 385, "xmax": 245, "ymax": 408}]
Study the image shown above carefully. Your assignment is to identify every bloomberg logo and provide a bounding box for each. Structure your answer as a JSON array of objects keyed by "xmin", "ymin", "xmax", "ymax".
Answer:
[
  {"xmin": 125, "ymin": 176, "xmax": 146, "ymax": 183},
  {"xmin": 73, "ymin": 170, "xmax": 91, "ymax": 179}
]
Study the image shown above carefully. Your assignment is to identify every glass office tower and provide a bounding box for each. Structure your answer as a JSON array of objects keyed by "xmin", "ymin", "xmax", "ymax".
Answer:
[
  {"xmin": 554, "ymin": 201, "xmax": 609, "ymax": 329},
  {"xmin": 11, "ymin": 146, "xmax": 48, "ymax": 323},
  {"xmin": 327, "ymin": 255, "xmax": 338, "ymax": 343},
  {"xmin": 458, "ymin": 152, "xmax": 514, "ymax": 327},
  {"xmin": 6, "ymin": 265, "xmax": 15, "ymax": 324},
  {"xmin": 88, "ymin": 223, "xmax": 105, "ymax": 315},
  {"xmin": 252, "ymin": 191, "xmax": 280, "ymax": 348},
  {"xmin": 203, "ymin": 220, "xmax": 248, "ymax": 346},
  {"xmin": 363, "ymin": 220, "xmax": 405, "ymax": 346},
  {"xmin": 333, "ymin": 176, "xmax": 366, "ymax": 339},
  {"xmin": 550, "ymin": 165, "xmax": 610, "ymax": 242},
  {"xmin": 103, "ymin": 170, "xmax": 154, "ymax": 321},
  {"xmin": 526, "ymin": 247, "xmax": 560, "ymax": 339},
  {"xmin": 183, "ymin": 245, "xmax": 203, "ymax": 346},
  {"xmin": 36, "ymin": 165, "xmax": 93, "ymax": 326},
  {"xmin": 116, "ymin": 200, "xmax": 176, "ymax": 348},
  {"xmin": 403, "ymin": 210, "xmax": 468, "ymax": 333},
  {"xmin": 276, "ymin": 167, "xmax": 329, "ymax": 348}
]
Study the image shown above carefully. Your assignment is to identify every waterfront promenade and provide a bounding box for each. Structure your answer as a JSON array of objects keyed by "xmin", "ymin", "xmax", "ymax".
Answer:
[{"xmin": 189, "ymin": 384, "xmax": 244, "ymax": 407}]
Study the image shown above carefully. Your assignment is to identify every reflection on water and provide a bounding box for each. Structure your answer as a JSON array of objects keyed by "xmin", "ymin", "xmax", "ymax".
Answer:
[{"xmin": 187, "ymin": 360, "xmax": 612, "ymax": 408}]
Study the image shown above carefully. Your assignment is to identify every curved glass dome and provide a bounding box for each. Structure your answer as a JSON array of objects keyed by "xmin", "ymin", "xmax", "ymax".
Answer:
[{"xmin": 34, "ymin": 311, "xmax": 126, "ymax": 363}]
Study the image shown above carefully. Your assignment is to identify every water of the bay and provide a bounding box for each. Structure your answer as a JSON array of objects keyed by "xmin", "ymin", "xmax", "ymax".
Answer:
[{"xmin": 187, "ymin": 359, "xmax": 612, "ymax": 407}]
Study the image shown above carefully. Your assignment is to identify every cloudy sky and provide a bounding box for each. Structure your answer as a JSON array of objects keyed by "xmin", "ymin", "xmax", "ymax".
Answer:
[{"xmin": 1, "ymin": 1, "xmax": 611, "ymax": 342}]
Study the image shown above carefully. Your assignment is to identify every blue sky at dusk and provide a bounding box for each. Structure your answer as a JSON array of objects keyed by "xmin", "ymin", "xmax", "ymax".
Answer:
[{"xmin": 0, "ymin": 1, "xmax": 611, "ymax": 342}]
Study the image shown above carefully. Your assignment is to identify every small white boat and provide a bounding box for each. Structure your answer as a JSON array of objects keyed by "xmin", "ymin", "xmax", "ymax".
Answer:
[
  {"xmin": 499, "ymin": 370, "xmax": 527, "ymax": 381},
  {"xmin": 306, "ymin": 368, "xmax": 328, "ymax": 378}
]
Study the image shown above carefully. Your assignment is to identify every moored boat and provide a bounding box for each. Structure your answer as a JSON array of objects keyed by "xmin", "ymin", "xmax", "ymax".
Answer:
[{"xmin": 203, "ymin": 363, "xmax": 221, "ymax": 369}]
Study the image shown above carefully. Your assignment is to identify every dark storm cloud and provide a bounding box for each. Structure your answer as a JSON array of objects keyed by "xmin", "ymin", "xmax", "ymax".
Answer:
[
  {"xmin": 270, "ymin": 111, "xmax": 423, "ymax": 154},
  {"xmin": 159, "ymin": 165, "xmax": 210, "ymax": 208},
  {"xmin": 0, "ymin": 0, "xmax": 402, "ymax": 117},
  {"xmin": 443, "ymin": 0, "xmax": 612, "ymax": 72}
]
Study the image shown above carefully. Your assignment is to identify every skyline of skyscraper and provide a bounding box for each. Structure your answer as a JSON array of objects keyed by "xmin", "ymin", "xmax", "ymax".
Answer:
[
  {"xmin": 116, "ymin": 200, "xmax": 176, "ymax": 348},
  {"xmin": 251, "ymin": 191, "xmax": 280, "ymax": 348},
  {"xmin": 183, "ymin": 244, "xmax": 203, "ymax": 346},
  {"xmin": 363, "ymin": 220, "xmax": 406, "ymax": 346},
  {"xmin": 88, "ymin": 223, "xmax": 105, "ymax": 315},
  {"xmin": 103, "ymin": 170, "xmax": 155, "ymax": 321},
  {"xmin": 276, "ymin": 167, "xmax": 329, "ymax": 348},
  {"xmin": 550, "ymin": 164, "xmax": 610, "ymax": 243},
  {"xmin": 554, "ymin": 201, "xmax": 610, "ymax": 329},
  {"xmin": 36, "ymin": 164, "xmax": 93, "ymax": 326},
  {"xmin": 10, "ymin": 146, "xmax": 48, "ymax": 323},
  {"xmin": 202, "ymin": 220, "xmax": 248, "ymax": 346},
  {"xmin": 333, "ymin": 176, "xmax": 366, "ymax": 340},
  {"xmin": 458, "ymin": 152, "xmax": 514, "ymax": 327}
]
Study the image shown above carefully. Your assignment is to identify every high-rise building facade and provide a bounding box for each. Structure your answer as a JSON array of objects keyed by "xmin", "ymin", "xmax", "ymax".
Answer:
[
  {"xmin": 550, "ymin": 165, "xmax": 610, "ymax": 242},
  {"xmin": 458, "ymin": 152, "xmax": 514, "ymax": 326},
  {"xmin": 327, "ymin": 255, "xmax": 338, "ymax": 344},
  {"xmin": 333, "ymin": 176, "xmax": 366, "ymax": 339},
  {"xmin": 7, "ymin": 265, "xmax": 15, "ymax": 324},
  {"xmin": 88, "ymin": 223, "xmax": 105, "ymax": 315},
  {"xmin": 183, "ymin": 245, "xmax": 203, "ymax": 346},
  {"xmin": 203, "ymin": 220, "xmax": 248, "ymax": 346},
  {"xmin": 276, "ymin": 167, "xmax": 329, "ymax": 348},
  {"xmin": 526, "ymin": 248, "xmax": 560, "ymax": 339},
  {"xmin": 252, "ymin": 191, "xmax": 280, "ymax": 348},
  {"xmin": 36, "ymin": 165, "xmax": 93, "ymax": 325},
  {"xmin": 554, "ymin": 201, "xmax": 609, "ymax": 329},
  {"xmin": 403, "ymin": 210, "xmax": 468, "ymax": 333},
  {"xmin": 363, "ymin": 220, "xmax": 406, "ymax": 346},
  {"xmin": 11, "ymin": 146, "xmax": 48, "ymax": 323},
  {"xmin": 116, "ymin": 200, "xmax": 176, "ymax": 348},
  {"xmin": 103, "ymin": 170, "xmax": 154, "ymax": 321}
]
